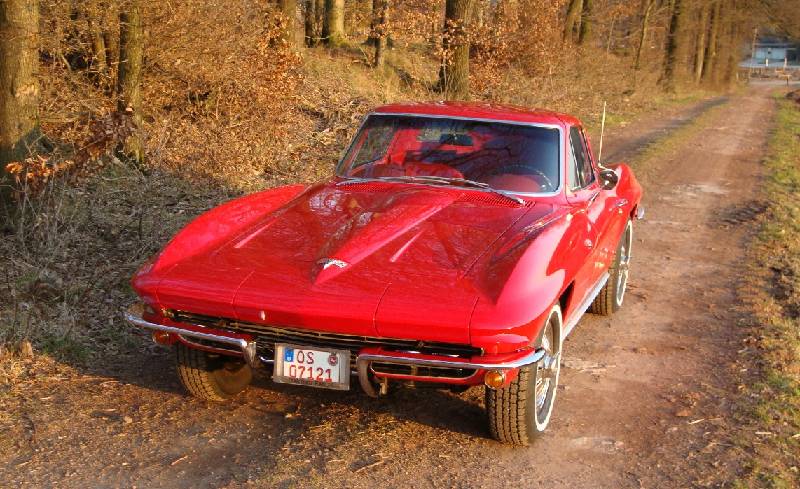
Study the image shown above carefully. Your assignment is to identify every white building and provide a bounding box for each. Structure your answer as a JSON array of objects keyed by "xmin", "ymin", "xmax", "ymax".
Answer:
[{"xmin": 741, "ymin": 37, "xmax": 799, "ymax": 70}]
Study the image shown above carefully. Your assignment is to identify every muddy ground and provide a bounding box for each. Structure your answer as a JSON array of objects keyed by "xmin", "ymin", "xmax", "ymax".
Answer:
[{"xmin": 0, "ymin": 84, "xmax": 780, "ymax": 488}]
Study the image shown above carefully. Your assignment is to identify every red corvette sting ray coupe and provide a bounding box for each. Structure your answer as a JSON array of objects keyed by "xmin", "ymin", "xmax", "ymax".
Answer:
[{"xmin": 126, "ymin": 102, "xmax": 643, "ymax": 445}]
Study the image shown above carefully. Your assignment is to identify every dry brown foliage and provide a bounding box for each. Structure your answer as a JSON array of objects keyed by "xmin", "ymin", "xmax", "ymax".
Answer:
[
  {"xmin": 0, "ymin": 0, "xmax": 750, "ymax": 361},
  {"xmin": 469, "ymin": 0, "xmax": 563, "ymax": 96}
]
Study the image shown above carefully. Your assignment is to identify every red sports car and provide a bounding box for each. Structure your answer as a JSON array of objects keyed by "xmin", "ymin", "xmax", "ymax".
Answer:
[{"xmin": 126, "ymin": 102, "xmax": 643, "ymax": 445}]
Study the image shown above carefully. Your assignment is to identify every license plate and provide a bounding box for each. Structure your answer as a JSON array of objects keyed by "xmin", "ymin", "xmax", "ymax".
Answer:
[{"xmin": 272, "ymin": 344, "xmax": 350, "ymax": 390}]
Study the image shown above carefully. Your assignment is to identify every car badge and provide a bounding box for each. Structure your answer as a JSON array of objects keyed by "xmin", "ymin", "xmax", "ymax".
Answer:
[{"xmin": 318, "ymin": 258, "xmax": 349, "ymax": 270}]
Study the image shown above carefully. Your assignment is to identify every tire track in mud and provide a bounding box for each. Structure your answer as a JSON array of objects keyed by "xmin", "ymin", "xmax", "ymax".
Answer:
[
  {"xmin": 600, "ymin": 96, "xmax": 728, "ymax": 164},
  {"xmin": 0, "ymin": 91, "xmax": 767, "ymax": 489}
]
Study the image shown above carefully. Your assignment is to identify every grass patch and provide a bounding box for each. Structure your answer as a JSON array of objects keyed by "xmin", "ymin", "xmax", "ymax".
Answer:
[
  {"xmin": 737, "ymin": 94, "xmax": 800, "ymax": 487},
  {"xmin": 0, "ymin": 159, "xmax": 232, "ymax": 366}
]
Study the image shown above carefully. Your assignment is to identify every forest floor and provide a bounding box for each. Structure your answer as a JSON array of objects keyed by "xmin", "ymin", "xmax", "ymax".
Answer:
[{"xmin": 0, "ymin": 83, "xmax": 788, "ymax": 488}]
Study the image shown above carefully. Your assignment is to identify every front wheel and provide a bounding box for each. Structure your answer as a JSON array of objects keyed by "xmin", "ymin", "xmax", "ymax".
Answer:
[
  {"xmin": 486, "ymin": 304, "xmax": 562, "ymax": 446},
  {"xmin": 591, "ymin": 219, "xmax": 633, "ymax": 316},
  {"xmin": 175, "ymin": 344, "xmax": 253, "ymax": 401}
]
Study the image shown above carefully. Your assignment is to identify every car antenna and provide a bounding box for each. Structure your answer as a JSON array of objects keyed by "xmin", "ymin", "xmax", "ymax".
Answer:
[{"xmin": 598, "ymin": 101, "xmax": 607, "ymax": 166}]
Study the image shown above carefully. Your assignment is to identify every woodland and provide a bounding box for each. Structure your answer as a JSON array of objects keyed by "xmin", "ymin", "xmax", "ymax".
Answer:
[
  {"xmin": 1, "ymin": 1, "xmax": 800, "ymax": 485},
  {"xmin": 0, "ymin": 0, "xmax": 798, "ymax": 351}
]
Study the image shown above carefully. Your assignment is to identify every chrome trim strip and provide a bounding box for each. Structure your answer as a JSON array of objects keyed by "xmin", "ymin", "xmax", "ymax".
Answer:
[
  {"xmin": 562, "ymin": 271, "xmax": 610, "ymax": 339},
  {"xmin": 124, "ymin": 310, "xmax": 258, "ymax": 368},
  {"xmin": 336, "ymin": 112, "xmax": 565, "ymax": 198},
  {"xmin": 356, "ymin": 348, "xmax": 545, "ymax": 397}
]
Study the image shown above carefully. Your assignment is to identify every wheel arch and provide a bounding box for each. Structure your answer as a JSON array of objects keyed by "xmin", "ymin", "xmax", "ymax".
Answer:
[{"xmin": 558, "ymin": 281, "xmax": 574, "ymax": 319}]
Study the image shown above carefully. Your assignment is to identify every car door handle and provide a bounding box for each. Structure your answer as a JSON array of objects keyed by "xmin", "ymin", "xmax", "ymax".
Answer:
[{"xmin": 614, "ymin": 198, "xmax": 628, "ymax": 208}]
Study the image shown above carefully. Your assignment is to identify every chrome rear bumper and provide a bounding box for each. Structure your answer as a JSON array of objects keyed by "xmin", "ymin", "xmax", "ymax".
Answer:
[
  {"xmin": 355, "ymin": 348, "xmax": 545, "ymax": 396},
  {"xmin": 124, "ymin": 308, "xmax": 545, "ymax": 395},
  {"xmin": 124, "ymin": 310, "xmax": 259, "ymax": 367}
]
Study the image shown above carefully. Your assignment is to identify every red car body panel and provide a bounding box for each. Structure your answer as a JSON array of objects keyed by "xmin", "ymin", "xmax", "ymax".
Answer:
[{"xmin": 131, "ymin": 102, "xmax": 642, "ymax": 386}]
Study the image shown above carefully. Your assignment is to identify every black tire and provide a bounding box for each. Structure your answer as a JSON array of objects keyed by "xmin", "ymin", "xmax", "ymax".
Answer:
[
  {"xmin": 175, "ymin": 344, "xmax": 253, "ymax": 401},
  {"xmin": 486, "ymin": 305, "xmax": 562, "ymax": 446},
  {"xmin": 591, "ymin": 219, "xmax": 633, "ymax": 316}
]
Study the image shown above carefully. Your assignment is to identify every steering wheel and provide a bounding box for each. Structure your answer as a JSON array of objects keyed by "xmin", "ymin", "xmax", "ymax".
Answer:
[
  {"xmin": 403, "ymin": 162, "xmax": 464, "ymax": 179},
  {"xmin": 479, "ymin": 164, "xmax": 556, "ymax": 192}
]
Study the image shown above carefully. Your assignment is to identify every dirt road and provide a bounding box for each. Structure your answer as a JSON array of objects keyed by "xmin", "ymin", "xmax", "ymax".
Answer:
[{"xmin": 0, "ymin": 85, "xmax": 778, "ymax": 488}]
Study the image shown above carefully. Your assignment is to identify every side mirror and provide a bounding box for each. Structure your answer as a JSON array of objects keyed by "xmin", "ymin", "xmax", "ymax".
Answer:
[{"xmin": 599, "ymin": 169, "xmax": 619, "ymax": 190}]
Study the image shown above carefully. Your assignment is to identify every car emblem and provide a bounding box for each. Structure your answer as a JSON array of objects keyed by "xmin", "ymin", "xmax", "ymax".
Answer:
[{"xmin": 318, "ymin": 258, "xmax": 349, "ymax": 270}]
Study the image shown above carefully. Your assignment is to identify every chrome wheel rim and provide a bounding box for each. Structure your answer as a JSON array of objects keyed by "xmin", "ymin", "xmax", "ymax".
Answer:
[
  {"xmin": 534, "ymin": 310, "xmax": 561, "ymax": 428},
  {"xmin": 615, "ymin": 222, "xmax": 633, "ymax": 306}
]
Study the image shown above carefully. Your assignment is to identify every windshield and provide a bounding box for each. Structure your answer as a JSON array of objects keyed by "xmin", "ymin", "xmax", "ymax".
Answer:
[{"xmin": 337, "ymin": 115, "xmax": 561, "ymax": 193}]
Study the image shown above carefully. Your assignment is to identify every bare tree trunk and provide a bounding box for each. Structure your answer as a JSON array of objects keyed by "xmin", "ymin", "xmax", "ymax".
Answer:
[
  {"xmin": 662, "ymin": 0, "xmax": 687, "ymax": 91},
  {"xmin": 710, "ymin": 0, "xmax": 732, "ymax": 85},
  {"xmin": 0, "ymin": 0, "xmax": 41, "ymax": 202},
  {"xmin": 366, "ymin": 0, "xmax": 378, "ymax": 46},
  {"xmin": 634, "ymin": 0, "xmax": 654, "ymax": 71},
  {"xmin": 693, "ymin": 3, "xmax": 710, "ymax": 83},
  {"xmin": 101, "ymin": 2, "xmax": 120, "ymax": 93},
  {"xmin": 563, "ymin": 0, "xmax": 583, "ymax": 42},
  {"xmin": 497, "ymin": 0, "xmax": 519, "ymax": 28},
  {"xmin": 307, "ymin": 0, "xmax": 324, "ymax": 46},
  {"xmin": 315, "ymin": 0, "xmax": 324, "ymax": 41},
  {"xmin": 117, "ymin": 0, "xmax": 143, "ymax": 163},
  {"xmin": 373, "ymin": 0, "xmax": 388, "ymax": 68},
  {"xmin": 719, "ymin": 1, "xmax": 740, "ymax": 85},
  {"xmin": 304, "ymin": 0, "xmax": 315, "ymax": 46},
  {"xmin": 86, "ymin": 2, "xmax": 108, "ymax": 80},
  {"xmin": 578, "ymin": 0, "xmax": 592, "ymax": 45},
  {"xmin": 278, "ymin": 0, "xmax": 297, "ymax": 46},
  {"xmin": 439, "ymin": 0, "xmax": 475, "ymax": 99},
  {"xmin": 605, "ymin": 14, "xmax": 616, "ymax": 53},
  {"xmin": 702, "ymin": 0, "xmax": 721, "ymax": 83},
  {"xmin": 322, "ymin": 0, "xmax": 346, "ymax": 47}
]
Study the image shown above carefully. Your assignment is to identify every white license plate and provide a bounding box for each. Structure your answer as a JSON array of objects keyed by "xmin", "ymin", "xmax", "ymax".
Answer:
[{"xmin": 272, "ymin": 344, "xmax": 350, "ymax": 390}]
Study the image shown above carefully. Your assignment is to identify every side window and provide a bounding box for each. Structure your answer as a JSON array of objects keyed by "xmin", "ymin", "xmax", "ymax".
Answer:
[
  {"xmin": 568, "ymin": 126, "xmax": 595, "ymax": 190},
  {"xmin": 580, "ymin": 128, "xmax": 597, "ymax": 185}
]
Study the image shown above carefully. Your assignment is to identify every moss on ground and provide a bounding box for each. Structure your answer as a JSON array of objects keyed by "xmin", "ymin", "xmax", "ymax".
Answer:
[{"xmin": 737, "ymin": 93, "xmax": 800, "ymax": 487}]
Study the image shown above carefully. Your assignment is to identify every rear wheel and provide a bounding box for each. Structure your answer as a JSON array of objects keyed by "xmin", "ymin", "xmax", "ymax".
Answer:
[
  {"xmin": 175, "ymin": 344, "xmax": 252, "ymax": 401},
  {"xmin": 486, "ymin": 304, "xmax": 562, "ymax": 446},
  {"xmin": 591, "ymin": 219, "xmax": 633, "ymax": 316}
]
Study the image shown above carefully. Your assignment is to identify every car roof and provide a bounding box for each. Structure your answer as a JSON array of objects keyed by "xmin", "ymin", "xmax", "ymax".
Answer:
[{"xmin": 371, "ymin": 101, "xmax": 581, "ymax": 127}]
